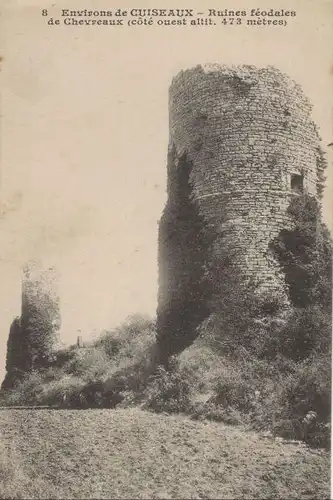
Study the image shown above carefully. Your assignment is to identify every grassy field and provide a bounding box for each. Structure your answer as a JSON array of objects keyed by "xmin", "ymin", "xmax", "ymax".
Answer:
[{"xmin": 0, "ymin": 408, "xmax": 330, "ymax": 499}]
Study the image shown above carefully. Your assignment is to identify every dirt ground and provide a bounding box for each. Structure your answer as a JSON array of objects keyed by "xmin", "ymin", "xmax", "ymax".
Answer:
[{"xmin": 0, "ymin": 408, "xmax": 330, "ymax": 499}]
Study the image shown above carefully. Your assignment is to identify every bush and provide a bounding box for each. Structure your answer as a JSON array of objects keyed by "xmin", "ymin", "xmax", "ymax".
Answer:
[
  {"xmin": 279, "ymin": 354, "xmax": 331, "ymax": 420},
  {"xmin": 144, "ymin": 357, "xmax": 194, "ymax": 413},
  {"xmin": 262, "ymin": 354, "xmax": 331, "ymax": 447},
  {"xmin": 271, "ymin": 306, "xmax": 331, "ymax": 360},
  {"xmin": 184, "ymin": 349, "xmax": 331, "ymax": 447},
  {"xmin": 1, "ymin": 314, "xmax": 157, "ymax": 409},
  {"xmin": 178, "ymin": 342, "xmax": 226, "ymax": 394},
  {"xmin": 96, "ymin": 314, "xmax": 155, "ymax": 359},
  {"xmin": 48, "ymin": 346, "xmax": 77, "ymax": 368},
  {"xmin": 39, "ymin": 375, "xmax": 86, "ymax": 407},
  {"xmin": 202, "ymin": 269, "xmax": 288, "ymax": 358},
  {"xmin": 207, "ymin": 355, "xmax": 285, "ymax": 425},
  {"xmin": 250, "ymin": 305, "xmax": 331, "ymax": 362},
  {"xmin": 64, "ymin": 347, "xmax": 111, "ymax": 380},
  {"xmin": 3, "ymin": 371, "xmax": 45, "ymax": 406}
]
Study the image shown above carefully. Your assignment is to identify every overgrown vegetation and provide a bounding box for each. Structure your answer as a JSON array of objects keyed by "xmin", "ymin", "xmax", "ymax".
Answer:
[
  {"xmin": 0, "ymin": 195, "xmax": 331, "ymax": 451},
  {"xmin": 20, "ymin": 265, "xmax": 61, "ymax": 372},
  {"xmin": 156, "ymin": 146, "xmax": 212, "ymax": 362},
  {"xmin": 1, "ymin": 265, "xmax": 61, "ymax": 391},
  {"xmin": 1, "ymin": 318, "xmax": 26, "ymax": 390},
  {"xmin": 270, "ymin": 194, "xmax": 332, "ymax": 311},
  {"xmin": 1, "ymin": 314, "xmax": 156, "ymax": 410}
]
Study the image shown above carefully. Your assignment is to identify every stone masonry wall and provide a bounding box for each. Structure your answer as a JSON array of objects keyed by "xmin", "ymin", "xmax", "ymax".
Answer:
[{"xmin": 157, "ymin": 64, "xmax": 322, "ymax": 358}]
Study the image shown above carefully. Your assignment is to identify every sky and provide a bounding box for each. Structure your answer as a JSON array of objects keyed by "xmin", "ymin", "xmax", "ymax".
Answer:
[{"xmin": 0, "ymin": 0, "xmax": 332, "ymax": 379}]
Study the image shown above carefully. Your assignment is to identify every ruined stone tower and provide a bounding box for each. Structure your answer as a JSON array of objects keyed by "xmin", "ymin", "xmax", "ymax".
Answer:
[
  {"xmin": 157, "ymin": 64, "xmax": 324, "ymax": 359},
  {"xmin": 21, "ymin": 260, "xmax": 61, "ymax": 367}
]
